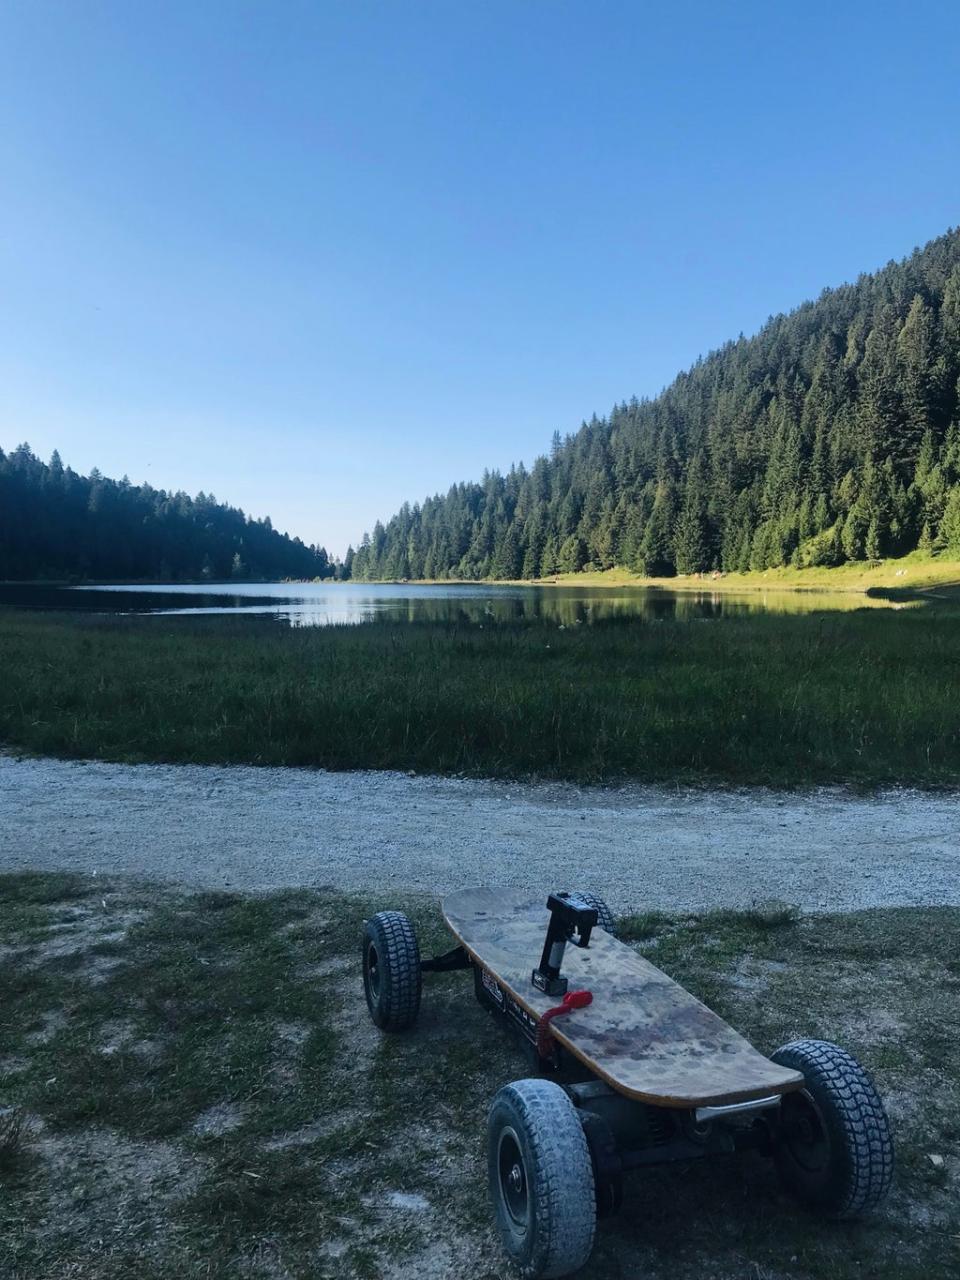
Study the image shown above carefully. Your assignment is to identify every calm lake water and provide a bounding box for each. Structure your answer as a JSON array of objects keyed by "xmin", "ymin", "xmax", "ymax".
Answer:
[{"xmin": 0, "ymin": 580, "xmax": 895, "ymax": 626}]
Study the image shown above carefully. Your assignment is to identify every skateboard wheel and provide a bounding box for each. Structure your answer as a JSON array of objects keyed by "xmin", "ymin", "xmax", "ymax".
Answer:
[
  {"xmin": 488, "ymin": 1078, "xmax": 596, "ymax": 1278},
  {"xmin": 572, "ymin": 892, "xmax": 617, "ymax": 937},
  {"xmin": 771, "ymin": 1038, "xmax": 894, "ymax": 1217},
  {"xmin": 361, "ymin": 911, "xmax": 422, "ymax": 1031}
]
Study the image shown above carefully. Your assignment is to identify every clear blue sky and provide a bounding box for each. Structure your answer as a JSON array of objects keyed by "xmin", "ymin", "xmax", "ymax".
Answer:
[{"xmin": 1, "ymin": 1, "xmax": 958, "ymax": 556}]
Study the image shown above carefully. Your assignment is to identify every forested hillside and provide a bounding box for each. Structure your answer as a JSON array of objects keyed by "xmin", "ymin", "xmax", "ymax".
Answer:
[
  {"xmin": 0, "ymin": 446, "xmax": 335, "ymax": 581},
  {"xmin": 352, "ymin": 229, "xmax": 960, "ymax": 580}
]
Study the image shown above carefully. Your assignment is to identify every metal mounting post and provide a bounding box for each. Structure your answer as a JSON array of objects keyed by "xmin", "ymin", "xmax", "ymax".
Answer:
[{"xmin": 421, "ymin": 945, "xmax": 471, "ymax": 974}]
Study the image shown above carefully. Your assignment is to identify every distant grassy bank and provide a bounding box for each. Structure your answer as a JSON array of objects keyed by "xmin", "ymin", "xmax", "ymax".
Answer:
[
  {"xmin": 573, "ymin": 552, "xmax": 960, "ymax": 593},
  {"xmin": 2, "ymin": 604, "xmax": 959, "ymax": 786},
  {"xmin": 449, "ymin": 549, "xmax": 960, "ymax": 595},
  {"xmin": 6, "ymin": 548, "xmax": 960, "ymax": 596}
]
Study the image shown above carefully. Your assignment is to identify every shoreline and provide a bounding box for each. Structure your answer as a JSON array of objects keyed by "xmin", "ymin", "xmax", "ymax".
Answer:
[
  {"xmin": 4, "ymin": 551, "xmax": 960, "ymax": 599},
  {"xmin": 356, "ymin": 554, "xmax": 960, "ymax": 598}
]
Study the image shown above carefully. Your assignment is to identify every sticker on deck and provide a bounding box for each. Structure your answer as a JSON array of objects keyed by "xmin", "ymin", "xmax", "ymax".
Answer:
[{"xmin": 481, "ymin": 968, "xmax": 504, "ymax": 1006}]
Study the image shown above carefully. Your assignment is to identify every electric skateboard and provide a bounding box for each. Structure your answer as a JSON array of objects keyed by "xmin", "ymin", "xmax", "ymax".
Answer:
[{"xmin": 361, "ymin": 889, "xmax": 893, "ymax": 1279}]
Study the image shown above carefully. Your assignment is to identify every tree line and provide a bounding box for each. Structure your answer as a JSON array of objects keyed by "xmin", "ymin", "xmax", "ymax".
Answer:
[
  {"xmin": 0, "ymin": 445, "xmax": 337, "ymax": 582},
  {"xmin": 351, "ymin": 228, "xmax": 960, "ymax": 581}
]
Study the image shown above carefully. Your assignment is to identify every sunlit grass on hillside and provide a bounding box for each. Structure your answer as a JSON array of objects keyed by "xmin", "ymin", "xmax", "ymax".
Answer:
[
  {"xmin": 1, "ymin": 604, "xmax": 959, "ymax": 786},
  {"xmin": 510, "ymin": 548, "xmax": 960, "ymax": 595}
]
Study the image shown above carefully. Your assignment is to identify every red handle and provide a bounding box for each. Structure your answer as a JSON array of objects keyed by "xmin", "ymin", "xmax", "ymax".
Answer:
[
  {"xmin": 536, "ymin": 988, "xmax": 593, "ymax": 1057},
  {"xmin": 560, "ymin": 989, "xmax": 593, "ymax": 1012}
]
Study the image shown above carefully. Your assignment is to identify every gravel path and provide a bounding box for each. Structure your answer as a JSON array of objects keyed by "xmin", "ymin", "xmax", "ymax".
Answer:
[{"xmin": 1, "ymin": 755, "xmax": 958, "ymax": 912}]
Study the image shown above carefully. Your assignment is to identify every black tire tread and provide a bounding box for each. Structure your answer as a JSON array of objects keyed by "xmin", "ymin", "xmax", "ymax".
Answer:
[
  {"xmin": 363, "ymin": 910, "xmax": 422, "ymax": 1031},
  {"xmin": 772, "ymin": 1038, "xmax": 893, "ymax": 1218},
  {"xmin": 488, "ymin": 1078, "xmax": 595, "ymax": 1279},
  {"xmin": 573, "ymin": 891, "xmax": 617, "ymax": 937}
]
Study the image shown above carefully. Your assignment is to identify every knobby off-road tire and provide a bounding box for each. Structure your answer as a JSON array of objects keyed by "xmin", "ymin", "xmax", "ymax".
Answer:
[
  {"xmin": 771, "ymin": 1039, "xmax": 894, "ymax": 1218},
  {"xmin": 488, "ymin": 1078, "xmax": 596, "ymax": 1279},
  {"xmin": 361, "ymin": 911, "xmax": 422, "ymax": 1031},
  {"xmin": 573, "ymin": 891, "xmax": 617, "ymax": 937}
]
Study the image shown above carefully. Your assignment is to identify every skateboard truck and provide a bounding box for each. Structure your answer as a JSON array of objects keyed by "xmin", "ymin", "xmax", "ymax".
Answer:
[{"xmin": 531, "ymin": 892, "xmax": 598, "ymax": 997}]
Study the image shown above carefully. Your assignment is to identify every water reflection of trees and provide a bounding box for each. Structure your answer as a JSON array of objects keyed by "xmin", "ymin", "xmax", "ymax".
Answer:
[
  {"xmin": 1, "ymin": 582, "xmax": 897, "ymax": 627},
  {"xmin": 359, "ymin": 588, "xmax": 891, "ymax": 626},
  {"xmin": 339, "ymin": 590, "xmax": 824, "ymax": 625}
]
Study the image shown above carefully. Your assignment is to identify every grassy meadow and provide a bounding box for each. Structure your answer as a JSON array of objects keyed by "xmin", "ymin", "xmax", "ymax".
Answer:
[
  {"xmin": 533, "ymin": 548, "xmax": 960, "ymax": 595},
  {"xmin": 1, "ymin": 602, "xmax": 959, "ymax": 785},
  {"xmin": 1, "ymin": 871, "xmax": 957, "ymax": 1280}
]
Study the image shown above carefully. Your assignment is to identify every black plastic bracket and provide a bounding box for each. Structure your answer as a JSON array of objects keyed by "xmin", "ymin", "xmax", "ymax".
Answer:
[{"xmin": 531, "ymin": 892, "xmax": 597, "ymax": 996}]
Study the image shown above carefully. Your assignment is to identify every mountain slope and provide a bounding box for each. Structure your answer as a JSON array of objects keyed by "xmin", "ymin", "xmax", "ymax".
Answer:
[
  {"xmin": 351, "ymin": 228, "xmax": 960, "ymax": 581},
  {"xmin": 0, "ymin": 446, "xmax": 334, "ymax": 581}
]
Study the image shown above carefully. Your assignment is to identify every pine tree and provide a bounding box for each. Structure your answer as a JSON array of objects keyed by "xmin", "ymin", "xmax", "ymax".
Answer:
[
  {"xmin": 491, "ymin": 522, "xmax": 522, "ymax": 579},
  {"xmin": 540, "ymin": 534, "xmax": 560, "ymax": 577},
  {"xmin": 638, "ymin": 480, "xmax": 676, "ymax": 576},
  {"xmin": 898, "ymin": 295, "xmax": 945, "ymax": 460},
  {"xmin": 558, "ymin": 534, "xmax": 586, "ymax": 574},
  {"xmin": 674, "ymin": 455, "xmax": 710, "ymax": 573}
]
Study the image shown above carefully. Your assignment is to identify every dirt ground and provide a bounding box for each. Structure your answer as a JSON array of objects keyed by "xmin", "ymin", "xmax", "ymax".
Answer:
[
  {"xmin": 2, "ymin": 754, "xmax": 959, "ymax": 911},
  {"xmin": 1, "ymin": 872, "xmax": 958, "ymax": 1280}
]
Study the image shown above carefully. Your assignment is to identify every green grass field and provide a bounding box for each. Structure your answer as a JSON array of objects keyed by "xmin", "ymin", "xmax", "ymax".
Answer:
[
  {"xmin": 532, "ymin": 548, "xmax": 960, "ymax": 595},
  {"xmin": 1, "ymin": 873, "xmax": 957, "ymax": 1280},
  {"xmin": 1, "ymin": 603, "xmax": 959, "ymax": 785}
]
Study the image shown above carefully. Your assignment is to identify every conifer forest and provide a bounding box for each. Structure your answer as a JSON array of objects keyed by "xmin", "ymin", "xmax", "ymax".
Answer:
[
  {"xmin": 0, "ymin": 447, "xmax": 335, "ymax": 581},
  {"xmin": 351, "ymin": 229, "xmax": 960, "ymax": 581}
]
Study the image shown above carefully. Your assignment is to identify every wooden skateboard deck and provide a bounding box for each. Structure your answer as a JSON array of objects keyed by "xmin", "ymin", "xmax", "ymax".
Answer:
[{"xmin": 442, "ymin": 888, "xmax": 804, "ymax": 1108}]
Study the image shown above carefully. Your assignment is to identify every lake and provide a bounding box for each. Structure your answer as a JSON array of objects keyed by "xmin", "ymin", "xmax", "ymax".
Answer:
[{"xmin": 0, "ymin": 580, "xmax": 897, "ymax": 626}]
